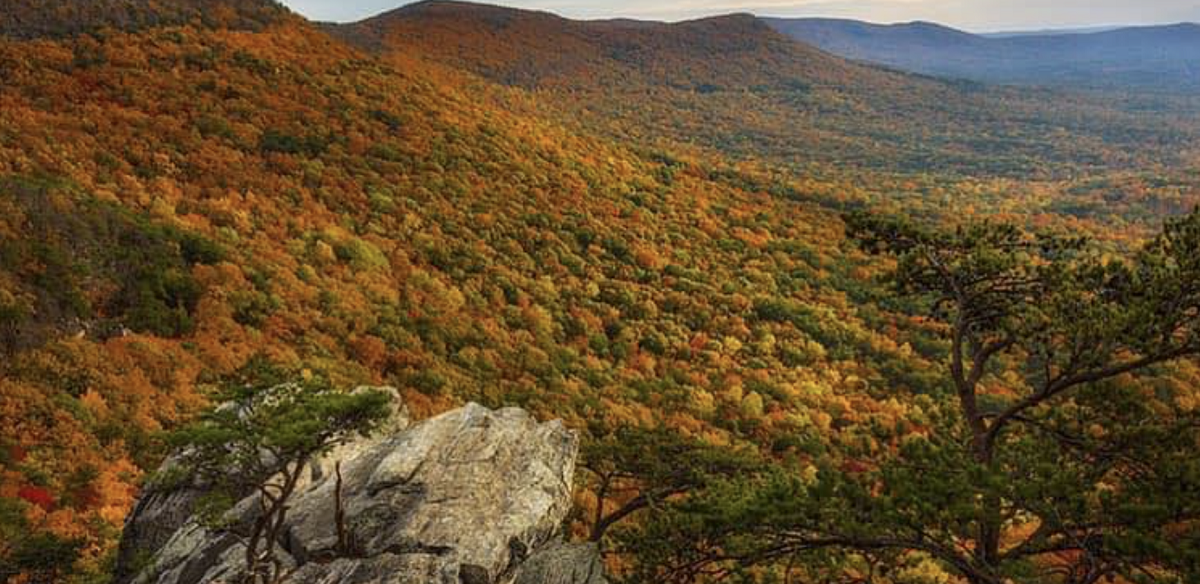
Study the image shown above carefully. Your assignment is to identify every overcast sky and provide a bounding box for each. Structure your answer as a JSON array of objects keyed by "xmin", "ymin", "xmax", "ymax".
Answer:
[{"xmin": 281, "ymin": 0, "xmax": 1200, "ymax": 31}]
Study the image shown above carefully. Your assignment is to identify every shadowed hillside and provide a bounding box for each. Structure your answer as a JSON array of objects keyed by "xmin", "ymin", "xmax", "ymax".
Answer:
[{"xmin": 0, "ymin": 0, "xmax": 293, "ymax": 39}]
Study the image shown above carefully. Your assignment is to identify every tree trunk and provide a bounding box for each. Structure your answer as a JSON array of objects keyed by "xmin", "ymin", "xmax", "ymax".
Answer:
[{"xmin": 972, "ymin": 440, "xmax": 1003, "ymax": 581}]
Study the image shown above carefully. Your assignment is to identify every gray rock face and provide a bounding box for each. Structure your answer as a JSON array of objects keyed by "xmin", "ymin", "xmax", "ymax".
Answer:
[
  {"xmin": 119, "ymin": 401, "xmax": 598, "ymax": 584},
  {"xmin": 513, "ymin": 542, "xmax": 609, "ymax": 584},
  {"xmin": 113, "ymin": 485, "xmax": 209, "ymax": 582}
]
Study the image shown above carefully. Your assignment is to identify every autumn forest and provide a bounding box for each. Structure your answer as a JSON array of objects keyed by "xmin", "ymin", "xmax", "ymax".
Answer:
[{"xmin": 2, "ymin": 0, "xmax": 1200, "ymax": 583}]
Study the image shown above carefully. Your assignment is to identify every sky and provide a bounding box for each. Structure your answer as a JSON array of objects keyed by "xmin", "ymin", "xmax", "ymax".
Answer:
[{"xmin": 281, "ymin": 0, "xmax": 1200, "ymax": 30}]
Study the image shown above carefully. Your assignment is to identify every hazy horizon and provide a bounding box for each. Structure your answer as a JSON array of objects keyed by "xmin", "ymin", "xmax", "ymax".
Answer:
[{"xmin": 279, "ymin": 0, "xmax": 1200, "ymax": 31}]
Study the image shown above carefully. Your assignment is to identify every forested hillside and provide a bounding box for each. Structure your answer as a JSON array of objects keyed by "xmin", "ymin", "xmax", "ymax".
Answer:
[
  {"xmin": 331, "ymin": 1, "xmax": 1200, "ymax": 240},
  {"xmin": 3, "ymin": 1, "xmax": 1200, "ymax": 583},
  {"xmin": 0, "ymin": 0, "xmax": 289, "ymax": 39},
  {"xmin": 331, "ymin": 1, "xmax": 1200, "ymax": 180},
  {"xmin": 0, "ymin": 4, "xmax": 937, "ymax": 580}
]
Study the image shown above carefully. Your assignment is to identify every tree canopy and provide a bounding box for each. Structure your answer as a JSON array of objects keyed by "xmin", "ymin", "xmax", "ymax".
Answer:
[{"xmin": 623, "ymin": 209, "xmax": 1200, "ymax": 584}]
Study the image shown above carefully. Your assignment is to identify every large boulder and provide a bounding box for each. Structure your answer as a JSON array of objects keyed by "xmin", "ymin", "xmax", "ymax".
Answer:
[{"xmin": 118, "ymin": 402, "xmax": 596, "ymax": 584}]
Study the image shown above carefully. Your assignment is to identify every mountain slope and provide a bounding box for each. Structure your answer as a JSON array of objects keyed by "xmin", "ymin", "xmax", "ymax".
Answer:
[
  {"xmin": 0, "ymin": 6, "xmax": 933, "ymax": 579},
  {"xmin": 766, "ymin": 18, "xmax": 1200, "ymax": 91},
  {"xmin": 330, "ymin": 1, "xmax": 1199, "ymax": 179}
]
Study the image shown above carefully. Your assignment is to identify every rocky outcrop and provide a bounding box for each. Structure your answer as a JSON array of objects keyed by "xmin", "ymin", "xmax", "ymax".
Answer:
[
  {"xmin": 114, "ymin": 386, "xmax": 409, "ymax": 582},
  {"xmin": 117, "ymin": 400, "xmax": 605, "ymax": 584}
]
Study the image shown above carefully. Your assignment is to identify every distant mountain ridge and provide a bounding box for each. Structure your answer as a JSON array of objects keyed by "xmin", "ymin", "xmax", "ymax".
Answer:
[
  {"xmin": 982, "ymin": 25, "xmax": 1124, "ymax": 38},
  {"xmin": 328, "ymin": 0, "xmax": 837, "ymax": 90},
  {"xmin": 765, "ymin": 17, "xmax": 1200, "ymax": 91}
]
